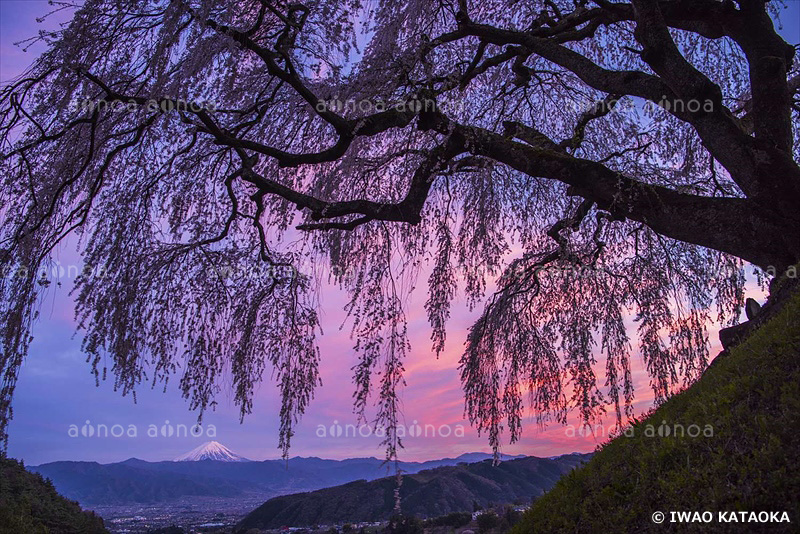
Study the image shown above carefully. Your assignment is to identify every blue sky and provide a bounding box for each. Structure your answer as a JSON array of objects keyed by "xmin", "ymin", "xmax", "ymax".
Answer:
[{"xmin": 1, "ymin": 1, "xmax": 798, "ymax": 465}]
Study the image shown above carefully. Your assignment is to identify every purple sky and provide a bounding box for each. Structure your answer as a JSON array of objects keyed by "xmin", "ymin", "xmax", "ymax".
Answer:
[{"xmin": 1, "ymin": 1, "xmax": 798, "ymax": 466}]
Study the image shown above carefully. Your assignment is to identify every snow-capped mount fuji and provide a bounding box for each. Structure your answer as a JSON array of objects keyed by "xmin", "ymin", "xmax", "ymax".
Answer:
[{"xmin": 174, "ymin": 440, "xmax": 250, "ymax": 462}]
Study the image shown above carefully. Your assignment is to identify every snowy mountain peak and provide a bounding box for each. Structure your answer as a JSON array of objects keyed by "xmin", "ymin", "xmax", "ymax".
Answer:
[{"xmin": 174, "ymin": 441, "xmax": 250, "ymax": 462}]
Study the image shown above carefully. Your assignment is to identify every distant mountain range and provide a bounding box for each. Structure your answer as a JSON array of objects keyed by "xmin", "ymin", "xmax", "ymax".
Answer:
[
  {"xmin": 29, "ymin": 447, "xmax": 541, "ymax": 506},
  {"xmin": 236, "ymin": 454, "xmax": 592, "ymax": 531}
]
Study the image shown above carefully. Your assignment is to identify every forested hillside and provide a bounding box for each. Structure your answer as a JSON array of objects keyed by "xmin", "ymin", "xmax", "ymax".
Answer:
[
  {"xmin": 0, "ymin": 457, "xmax": 108, "ymax": 533},
  {"xmin": 236, "ymin": 454, "xmax": 590, "ymax": 530}
]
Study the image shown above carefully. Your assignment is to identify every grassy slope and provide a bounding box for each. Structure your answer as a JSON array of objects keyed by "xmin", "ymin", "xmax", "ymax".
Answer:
[
  {"xmin": 513, "ymin": 288, "xmax": 800, "ymax": 533},
  {"xmin": 0, "ymin": 457, "xmax": 109, "ymax": 534}
]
